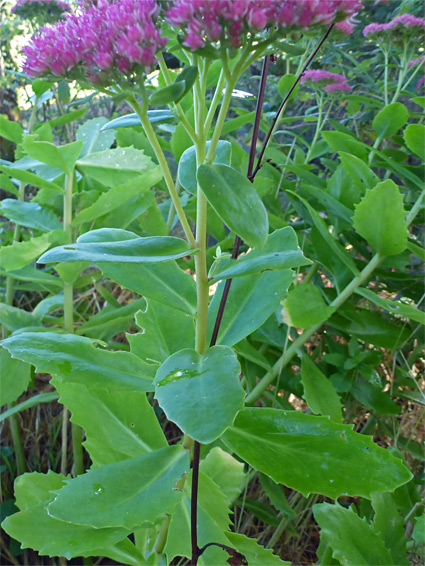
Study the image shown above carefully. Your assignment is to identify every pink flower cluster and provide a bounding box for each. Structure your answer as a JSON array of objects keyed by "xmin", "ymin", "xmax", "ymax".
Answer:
[
  {"xmin": 301, "ymin": 69, "xmax": 352, "ymax": 93},
  {"xmin": 363, "ymin": 13, "xmax": 425, "ymax": 38},
  {"xmin": 166, "ymin": 0, "xmax": 361, "ymax": 51},
  {"xmin": 408, "ymin": 55, "xmax": 425, "ymax": 68},
  {"xmin": 12, "ymin": 0, "xmax": 70, "ymax": 24},
  {"xmin": 23, "ymin": 0, "xmax": 167, "ymax": 83}
]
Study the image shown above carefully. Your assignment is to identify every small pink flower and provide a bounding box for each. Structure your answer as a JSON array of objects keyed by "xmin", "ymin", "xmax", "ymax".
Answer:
[
  {"xmin": 301, "ymin": 69, "xmax": 351, "ymax": 93},
  {"xmin": 408, "ymin": 55, "xmax": 425, "ymax": 68},
  {"xmin": 364, "ymin": 13, "xmax": 425, "ymax": 38}
]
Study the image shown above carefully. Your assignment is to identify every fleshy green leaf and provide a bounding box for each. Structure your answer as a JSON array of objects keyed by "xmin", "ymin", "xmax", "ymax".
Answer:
[
  {"xmin": 353, "ymin": 179, "xmax": 408, "ymax": 256},
  {"xmin": 154, "ymin": 346, "xmax": 245, "ymax": 444},
  {"xmin": 2, "ymin": 471, "xmax": 131, "ymax": 560},
  {"xmin": 178, "ymin": 140, "xmax": 231, "ymax": 194},
  {"xmin": 313, "ymin": 502, "xmax": 395, "ymax": 565},
  {"xmin": 38, "ymin": 228, "xmax": 196, "ymax": 264},
  {"xmin": 282, "ymin": 284, "xmax": 336, "ymax": 328},
  {"xmin": 278, "ymin": 73, "xmax": 299, "ymax": 101},
  {"xmin": 100, "ymin": 110, "xmax": 175, "ymax": 130},
  {"xmin": 0, "ymin": 199, "xmax": 62, "ymax": 231},
  {"xmin": 1, "ymin": 230, "xmax": 67, "ymax": 272},
  {"xmin": 372, "ymin": 103, "xmax": 408, "ymax": 139},
  {"xmin": 225, "ymin": 532, "xmax": 290, "ymax": 565},
  {"xmin": 149, "ymin": 81, "xmax": 186, "ymax": 105},
  {"xmin": 128, "ymin": 299, "xmax": 195, "ymax": 364},
  {"xmin": 76, "ymin": 117, "xmax": 116, "ymax": 158},
  {"xmin": 371, "ymin": 492, "xmax": 408, "ymax": 565},
  {"xmin": 222, "ymin": 408, "xmax": 412, "ymax": 499},
  {"xmin": 404, "ymin": 124, "xmax": 425, "ymax": 161},
  {"xmin": 0, "ymin": 347, "xmax": 31, "ymax": 406},
  {"xmin": 76, "ymin": 146, "xmax": 158, "ymax": 187},
  {"xmin": 207, "ymin": 229, "xmax": 296, "ymax": 346},
  {"xmin": 23, "ymin": 136, "xmax": 83, "ymax": 176},
  {"xmin": 54, "ymin": 381, "xmax": 167, "ymax": 467},
  {"xmin": 355, "ymin": 288, "xmax": 425, "ymax": 325},
  {"xmin": 48, "ymin": 446, "xmax": 189, "ymax": 530},
  {"xmin": 0, "ymin": 164, "xmax": 63, "ymax": 192},
  {"xmin": 2, "ymin": 331, "xmax": 155, "ymax": 392},
  {"xmin": 338, "ymin": 152, "xmax": 379, "ymax": 192},
  {"xmin": 197, "ymin": 163, "xmax": 268, "ymax": 249},
  {"xmin": 301, "ymin": 354, "xmax": 343, "ymax": 423},
  {"xmin": 0, "ymin": 303, "xmax": 41, "ymax": 333},
  {"xmin": 200, "ymin": 447, "xmax": 245, "ymax": 505},
  {"xmin": 0, "ymin": 115, "xmax": 23, "ymax": 143}
]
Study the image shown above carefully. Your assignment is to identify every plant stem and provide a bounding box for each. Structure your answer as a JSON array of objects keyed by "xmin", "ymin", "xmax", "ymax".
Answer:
[
  {"xmin": 383, "ymin": 48, "xmax": 389, "ymax": 105},
  {"xmin": 129, "ymin": 97, "xmax": 196, "ymax": 248},
  {"xmin": 305, "ymin": 91, "xmax": 324, "ymax": 164}
]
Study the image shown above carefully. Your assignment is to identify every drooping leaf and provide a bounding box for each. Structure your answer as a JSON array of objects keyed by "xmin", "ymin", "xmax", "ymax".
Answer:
[
  {"xmin": 0, "ymin": 115, "xmax": 23, "ymax": 143},
  {"xmin": 178, "ymin": 140, "xmax": 232, "ymax": 194},
  {"xmin": 207, "ymin": 229, "xmax": 296, "ymax": 346},
  {"xmin": 322, "ymin": 131, "xmax": 368, "ymax": 162},
  {"xmin": 128, "ymin": 299, "xmax": 195, "ymax": 364},
  {"xmin": 48, "ymin": 446, "xmax": 189, "ymax": 530},
  {"xmin": 353, "ymin": 179, "xmax": 408, "ymax": 256},
  {"xmin": 72, "ymin": 168, "xmax": 162, "ymax": 225},
  {"xmin": 371, "ymin": 492, "xmax": 408, "ymax": 565},
  {"xmin": 197, "ymin": 163, "xmax": 268, "ymax": 249},
  {"xmin": 224, "ymin": 532, "xmax": 290, "ymax": 565},
  {"xmin": 76, "ymin": 117, "xmax": 116, "ymax": 158},
  {"xmin": 313, "ymin": 502, "xmax": 395, "ymax": 565},
  {"xmin": 200, "ymin": 447, "xmax": 245, "ymax": 505},
  {"xmin": 355, "ymin": 288, "xmax": 425, "ymax": 325},
  {"xmin": 54, "ymin": 381, "xmax": 167, "ymax": 467},
  {"xmin": 0, "ymin": 347, "xmax": 32, "ymax": 406},
  {"xmin": 2, "ymin": 471, "xmax": 132, "ymax": 560},
  {"xmin": 0, "ymin": 264, "xmax": 62, "ymax": 289},
  {"xmin": 404, "ymin": 124, "xmax": 425, "ymax": 161},
  {"xmin": 222, "ymin": 408, "xmax": 412, "ymax": 499},
  {"xmin": 338, "ymin": 152, "xmax": 379, "ymax": 192},
  {"xmin": 154, "ymin": 346, "xmax": 245, "ymax": 444},
  {"xmin": 1, "ymin": 230, "xmax": 67, "ymax": 272},
  {"xmin": 100, "ymin": 260, "xmax": 197, "ymax": 315},
  {"xmin": 0, "ymin": 164, "xmax": 63, "ymax": 192},
  {"xmin": 76, "ymin": 146, "xmax": 159, "ymax": 187},
  {"xmin": 0, "ymin": 199, "xmax": 62, "ymax": 231},
  {"xmin": 149, "ymin": 81, "xmax": 186, "ymax": 105},
  {"xmin": 38, "ymin": 228, "xmax": 196, "ymax": 265},
  {"xmin": 282, "ymin": 284, "xmax": 336, "ymax": 328},
  {"xmin": 372, "ymin": 103, "xmax": 408, "ymax": 139},
  {"xmin": 0, "ymin": 303, "xmax": 41, "ymax": 333},
  {"xmin": 301, "ymin": 354, "xmax": 343, "ymax": 423},
  {"xmin": 100, "ymin": 110, "xmax": 175, "ymax": 130},
  {"xmin": 22, "ymin": 136, "xmax": 83, "ymax": 176},
  {"xmin": 2, "ymin": 331, "xmax": 155, "ymax": 392}
]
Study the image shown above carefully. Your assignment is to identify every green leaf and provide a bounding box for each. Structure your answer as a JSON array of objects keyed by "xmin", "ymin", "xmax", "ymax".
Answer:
[
  {"xmin": 351, "ymin": 379, "xmax": 400, "ymax": 415},
  {"xmin": 0, "ymin": 199, "xmax": 62, "ymax": 231},
  {"xmin": 373, "ymin": 103, "xmax": 408, "ymax": 139},
  {"xmin": 174, "ymin": 65, "xmax": 198, "ymax": 100},
  {"xmin": 371, "ymin": 492, "xmax": 408, "ymax": 565},
  {"xmin": 313, "ymin": 502, "xmax": 395, "ymax": 565},
  {"xmin": 197, "ymin": 163, "xmax": 269, "ymax": 249},
  {"xmin": 0, "ymin": 115, "xmax": 23, "ymax": 143},
  {"xmin": 154, "ymin": 346, "xmax": 245, "ymax": 444},
  {"xmin": 22, "ymin": 136, "xmax": 83, "ymax": 176},
  {"xmin": 76, "ymin": 117, "xmax": 116, "ymax": 158},
  {"xmin": 2, "ymin": 331, "xmax": 155, "ymax": 392},
  {"xmin": 0, "ymin": 347, "xmax": 31, "ymax": 406},
  {"xmin": 224, "ymin": 532, "xmax": 290, "ymax": 565},
  {"xmin": 207, "ymin": 228, "xmax": 295, "ymax": 346},
  {"xmin": 412, "ymin": 515, "xmax": 425, "ymax": 544},
  {"xmin": 355, "ymin": 288, "xmax": 425, "ymax": 325},
  {"xmin": 322, "ymin": 131, "xmax": 368, "ymax": 162},
  {"xmin": 76, "ymin": 146, "xmax": 159, "ymax": 187},
  {"xmin": 200, "ymin": 447, "xmax": 245, "ymax": 505},
  {"xmin": 54, "ymin": 382, "xmax": 167, "ymax": 467},
  {"xmin": 128, "ymin": 299, "xmax": 195, "ymax": 365},
  {"xmin": 0, "ymin": 164, "xmax": 63, "ymax": 192},
  {"xmin": 1, "ymin": 230, "xmax": 67, "ymax": 272},
  {"xmin": 72, "ymin": 168, "xmax": 162, "ymax": 225},
  {"xmin": 301, "ymin": 354, "xmax": 343, "ymax": 423},
  {"xmin": 0, "ymin": 172, "xmax": 18, "ymax": 195},
  {"xmin": 100, "ymin": 110, "xmax": 175, "ymax": 130},
  {"xmin": 48, "ymin": 446, "xmax": 189, "ymax": 530},
  {"xmin": 100, "ymin": 260, "xmax": 197, "ymax": 315},
  {"xmin": 404, "ymin": 124, "xmax": 425, "ymax": 161},
  {"xmin": 353, "ymin": 179, "xmax": 408, "ymax": 256},
  {"xmin": 0, "ymin": 264, "xmax": 62, "ymax": 289},
  {"xmin": 259, "ymin": 475, "xmax": 296, "ymax": 520},
  {"xmin": 278, "ymin": 73, "xmax": 299, "ymax": 101},
  {"xmin": 38, "ymin": 228, "xmax": 196, "ymax": 265},
  {"xmin": 338, "ymin": 152, "xmax": 379, "ymax": 192},
  {"xmin": 0, "ymin": 393, "xmax": 59, "ymax": 424},
  {"xmin": 2, "ymin": 471, "xmax": 131, "ymax": 559},
  {"xmin": 282, "ymin": 284, "xmax": 336, "ymax": 328},
  {"xmin": 212, "ymin": 228, "xmax": 311, "ymax": 282},
  {"xmin": 178, "ymin": 140, "xmax": 231, "ymax": 194},
  {"xmin": 150, "ymin": 81, "xmax": 186, "ymax": 105},
  {"xmin": 0, "ymin": 303, "xmax": 41, "ymax": 333},
  {"xmin": 222, "ymin": 408, "xmax": 412, "ymax": 499}
]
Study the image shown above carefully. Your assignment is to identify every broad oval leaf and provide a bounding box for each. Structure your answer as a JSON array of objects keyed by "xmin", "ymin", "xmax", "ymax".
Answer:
[
  {"xmin": 404, "ymin": 124, "xmax": 425, "ymax": 161},
  {"xmin": 197, "ymin": 163, "xmax": 268, "ymax": 249},
  {"xmin": 372, "ymin": 103, "xmax": 408, "ymax": 139},
  {"xmin": 2, "ymin": 331, "xmax": 155, "ymax": 392},
  {"xmin": 0, "ymin": 199, "xmax": 62, "ymax": 232},
  {"xmin": 301, "ymin": 353, "xmax": 343, "ymax": 423},
  {"xmin": 174, "ymin": 65, "xmax": 198, "ymax": 100},
  {"xmin": 149, "ymin": 81, "xmax": 186, "ymax": 105},
  {"xmin": 48, "ymin": 446, "xmax": 189, "ymax": 530},
  {"xmin": 154, "ymin": 346, "xmax": 245, "ymax": 444},
  {"xmin": 222, "ymin": 408, "xmax": 412, "ymax": 499},
  {"xmin": 353, "ymin": 179, "xmax": 408, "ymax": 256},
  {"xmin": 38, "ymin": 228, "xmax": 197, "ymax": 264},
  {"xmin": 282, "ymin": 284, "xmax": 336, "ymax": 328},
  {"xmin": 178, "ymin": 140, "xmax": 232, "ymax": 194},
  {"xmin": 76, "ymin": 117, "xmax": 116, "ymax": 158},
  {"xmin": 100, "ymin": 110, "xmax": 175, "ymax": 130}
]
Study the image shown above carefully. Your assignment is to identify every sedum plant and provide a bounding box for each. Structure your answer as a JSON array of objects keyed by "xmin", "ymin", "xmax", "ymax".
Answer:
[{"xmin": 0, "ymin": 1, "xmax": 423, "ymax": 564}]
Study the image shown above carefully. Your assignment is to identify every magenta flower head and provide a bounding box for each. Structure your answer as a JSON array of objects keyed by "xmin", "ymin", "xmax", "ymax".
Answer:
[
  {"xmin": 12, "ymin": 0, "xmax": 70, "ymax": 25},
  {"xmin": 23, "ymin": 0, "xmax": 167, "ymax": 86},
  {"xmin": 363, "ymin": 13, "xmax": 425, "ymax": 41},
  {"xmin": 301, "ymin": 69, "xmax": 352, "ymax": 94},
  {"xmin": 165, "ymin": 0, "xmax": 361, "ymax": 52}
]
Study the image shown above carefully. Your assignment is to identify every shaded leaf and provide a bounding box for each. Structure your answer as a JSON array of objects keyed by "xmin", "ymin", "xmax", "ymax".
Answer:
[
  {"xmin": 0, "ymin": 199, "xmax": 62, "ymax": 231},
  {"xmin": 301, "ymin": 354, "xmax": 343, "ymax": 423}
]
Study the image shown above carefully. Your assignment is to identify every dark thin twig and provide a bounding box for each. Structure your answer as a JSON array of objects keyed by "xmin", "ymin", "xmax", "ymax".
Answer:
[{"xmin": 191, "ymin": 440, "xmax": 201, "ymax": 565}]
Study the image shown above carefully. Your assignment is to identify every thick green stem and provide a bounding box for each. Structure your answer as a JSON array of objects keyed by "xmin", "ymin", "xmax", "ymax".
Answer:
[{"xmin": 130, "ymin": 98, "xmax": 196, "ymax": 248}]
